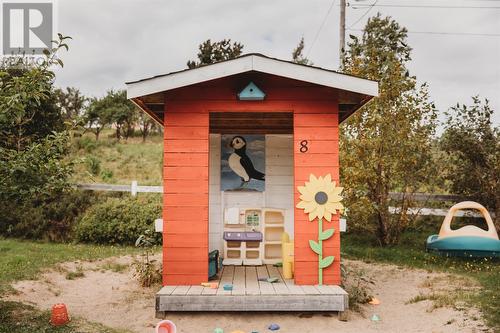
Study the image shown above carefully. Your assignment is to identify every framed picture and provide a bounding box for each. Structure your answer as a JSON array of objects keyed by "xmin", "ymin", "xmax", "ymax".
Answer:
[{"xmin": 221, "ymin": 134, "xmax": 265, "ymax": 192}]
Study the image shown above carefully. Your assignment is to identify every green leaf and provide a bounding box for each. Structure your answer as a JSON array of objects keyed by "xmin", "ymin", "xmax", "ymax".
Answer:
[
  {"xmin": 319, "ymin": 256, "xmax": 334, "ymax": 268},
  {"xmin": 319, "ymin": 228, "xmax": 335, "ymax": 240},
  {"xmin": 309, "ymin": 240, "xmax": 322, "ymax": 255}
]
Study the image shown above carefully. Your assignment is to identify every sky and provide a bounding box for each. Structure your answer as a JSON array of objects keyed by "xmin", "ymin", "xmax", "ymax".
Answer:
[{"xmin": 53, "ymin": 0, "xmax": 500, "ymax": 125}]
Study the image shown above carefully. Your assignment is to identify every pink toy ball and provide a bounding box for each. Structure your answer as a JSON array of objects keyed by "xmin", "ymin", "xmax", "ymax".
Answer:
[{"xmin": 156, "ymin": 320, "xmax": 177, "ymax": 333}]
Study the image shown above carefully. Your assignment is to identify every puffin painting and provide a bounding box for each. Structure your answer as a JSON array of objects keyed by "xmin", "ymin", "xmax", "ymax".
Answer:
[{"xmin": 228, "ymin": 136, "xmax": 265, "ymax": 186}]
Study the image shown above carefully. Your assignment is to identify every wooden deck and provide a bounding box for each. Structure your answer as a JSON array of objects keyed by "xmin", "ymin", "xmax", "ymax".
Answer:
[{"xmin": 156, "ymin": 265, "xmax": 348, "ymax": 314}]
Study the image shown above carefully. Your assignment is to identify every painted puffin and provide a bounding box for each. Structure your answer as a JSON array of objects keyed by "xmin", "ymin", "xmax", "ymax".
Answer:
[{"xmin": 228, "ymin": 136, "xmax": 265, "ymax": 185}]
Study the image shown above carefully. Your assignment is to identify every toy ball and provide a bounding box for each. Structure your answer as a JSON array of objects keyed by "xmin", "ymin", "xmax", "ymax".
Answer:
[{"xmin": 214, "ymin": 328, "xmax": 224, "ymax": 333}]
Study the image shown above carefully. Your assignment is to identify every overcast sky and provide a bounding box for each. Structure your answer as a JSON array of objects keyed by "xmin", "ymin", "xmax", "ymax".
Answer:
[{"xmin": 54, "ymin": 0, "xmax": 500, "ymax": 125}]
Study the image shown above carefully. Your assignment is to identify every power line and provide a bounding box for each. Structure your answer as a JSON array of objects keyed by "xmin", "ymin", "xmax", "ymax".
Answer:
[
  {"xmin": 351, "ymin": 4, "xmax": 500, "ymax": 9},
  {"xmin": 306, "ymin": 0, "xmax": 336, "ymax": 58},
  {"xmin": 348, "ymin": 0, "xmax": 378, "ymax": 29},
  {"xmin": 347, "ymin": 28, "xmax": 500, "ymax": 37}
]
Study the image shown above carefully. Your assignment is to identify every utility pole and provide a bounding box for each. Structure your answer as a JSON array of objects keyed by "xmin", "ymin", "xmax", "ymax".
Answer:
[{"xmin": 339, "ymin": 0, "xmax": 346, "ymax": 65}]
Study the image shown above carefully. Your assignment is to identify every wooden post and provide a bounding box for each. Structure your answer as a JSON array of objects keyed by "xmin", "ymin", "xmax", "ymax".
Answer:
[
  {"xmin": 131, "ymin": 180, "xmax": 138, "ymax": 196},
  {"xmin": 339, "ymin": 0, "xmax": 346, "ymax": 64}
]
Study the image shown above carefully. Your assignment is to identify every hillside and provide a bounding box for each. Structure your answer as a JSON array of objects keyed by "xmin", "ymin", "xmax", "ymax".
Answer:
[{"xmin": 71, "ymin": 130, "xmax": 163, "ymax": 186}]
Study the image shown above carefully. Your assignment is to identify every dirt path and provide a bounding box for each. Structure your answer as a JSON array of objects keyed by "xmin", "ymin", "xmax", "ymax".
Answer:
[{"xmin": 8, "ymin": 256, "xmax": 491, "ymax": 333}]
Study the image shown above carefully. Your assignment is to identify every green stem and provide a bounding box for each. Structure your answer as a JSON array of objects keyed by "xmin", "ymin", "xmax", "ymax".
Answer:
[{"xmin": 318, "ymin": 217, "xmax": 323, "ymax": 285}]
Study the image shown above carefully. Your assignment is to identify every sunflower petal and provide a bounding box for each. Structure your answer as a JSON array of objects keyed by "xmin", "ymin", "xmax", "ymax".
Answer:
[
  {"xmin": 296, "ymin": 201, "xmax": 307, "ymax": 209},
  {"xmin": 323, "ymin": 209, "xmax": 332, "ymax": 221},
  {"xmin": 303, "ymin": 201, "xmax": 317, "ymax": 213}
]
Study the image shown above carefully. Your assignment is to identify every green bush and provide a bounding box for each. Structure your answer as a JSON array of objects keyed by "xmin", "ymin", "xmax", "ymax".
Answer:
[
  {"xmin": 75, "ymin": 195, "xmax": 161, "ymax": 245},
  {"xmin": 85, "ymin": 155, "xmax": 101, "ymax": 175},
  {"xmin": 0, "ymin": 190, "xmax": 99, "ymax": 241},
  {"xmin": 74, "ymin": 136, "xmax": 98, "ymax": 152},
  {"xmin": 100, "ymin": 168, "xmax": 113, "ymax": 181}
]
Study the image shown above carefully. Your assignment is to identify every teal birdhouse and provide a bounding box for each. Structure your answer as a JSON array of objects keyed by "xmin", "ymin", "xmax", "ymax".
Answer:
[{"xmin": 237, "ymin": 81, "xmax": 265, "ymax": 100}]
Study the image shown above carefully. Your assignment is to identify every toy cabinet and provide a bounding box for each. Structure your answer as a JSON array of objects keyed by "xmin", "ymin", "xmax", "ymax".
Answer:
[
  {"xmin": 222, "ymin": 207, "xmax": 285, "ymax": 265},
  {"xmin": 263, "ymin": 209, "xmax": 285, "ymax": 264}
]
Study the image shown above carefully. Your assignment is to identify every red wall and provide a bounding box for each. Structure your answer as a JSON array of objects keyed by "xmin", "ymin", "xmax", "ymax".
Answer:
[
  {"xmin": 163, "ymin": 102, "xmax": 209, "ymax": 285},
  {"xmin": 162, "ymin": 73, "xmax": 341, "ymax": 286},
  {"xmin": 293, "ymin": 103, "xmax": 341, "ymax": 285}
]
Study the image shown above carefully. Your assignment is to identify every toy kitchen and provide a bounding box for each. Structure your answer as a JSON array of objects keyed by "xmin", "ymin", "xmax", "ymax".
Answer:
[{"xmin": 222, "ymin": 207, "xmax": 285, "ymax": 266}]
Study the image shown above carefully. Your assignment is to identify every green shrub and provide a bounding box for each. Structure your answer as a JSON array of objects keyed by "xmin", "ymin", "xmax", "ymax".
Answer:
[
  {"xmin": 75, "ymin": 195, "xmax": 161, "ymax": 245},
  {"xmin": 85, "ymin": 155, "xmax": 101, "ymax": 175},
  {"xmin": 100, "ymin": 168, "xmax": 113, "ymax": 181},
  {"xmin": 74, "ymin": 136, "xmax": 98, "ymax": 152},
  {"xmin": 0, "ymin": 190, "xmax": 99, "ymax": 241}
]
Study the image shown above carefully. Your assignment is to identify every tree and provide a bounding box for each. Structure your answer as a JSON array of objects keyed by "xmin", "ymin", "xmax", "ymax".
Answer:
[
  {"xmin": 187, "ymin": 39, "xmax": 244, "ymax": 69},
  {"xmin": 340, "ymin": 14, "xmax": 438, "ymax": 246},
  {"xmin": 292, "ymin": 37, "xmax": 313, "ymax": 65},
  {"xmin": 0, "ymin": 34, "xmax": 74, "ymax": 204},
  {"xmin": 137, "ymin": 112, "xmax": 157, "ymax": 142},
  {"xmin": 54, "ymin": 86, "xmax": 87, "ymax": 127},
  {"xmin": 0, "ymin": 68, "xmax": 64, "ymax": 151},
  {"xmin": 102, "ymin": 90, "xmax": 137, "ymax": 140},
  {"xmin": 84, "ymin": 90, "xmax": 137, "ymax": 141},
  {"xmin": 83, "ymin": 97, "xmax": 107, "ymax": 140},
  {"xmin": 441, "ymin": 97, "xmax": 499, "ymax": 227}
]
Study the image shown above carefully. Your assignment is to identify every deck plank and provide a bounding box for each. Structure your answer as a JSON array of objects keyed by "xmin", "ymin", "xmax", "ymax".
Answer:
[
  {"xmin": 187, "ymin": 285, "xmax": 204, "ymax": 295},
  {"xmin": 256, "ymin": 265, "xmax": 275, "ymax": 295},
  {"xmin": 171, "ymin": 285, "xmax": 190, "ymax": 295},
  {"xmin": 278, "ymin": 267, "xmax": 305, "ymax": 295},
  {"xmin": 315, "ymin": 285, "xmax": 334, "ymax": 295},
  {"xmin": 231, "ymin": 266, "xmax": 246, "ymax": 295},
  {"xmin": 266, "ymin": 265, "xmax": 290, "ymax": 295},
  {"xmin": 157, "ymin": 285, "xmax": 177, "ymax": 295},
  {"xmin": 300, "ymin": 285, "xmax": 321, "ymax": 295},
  {"xmin": 217, "ymin": 266, "xmax": 234, "ymax": 296},
  {"xmin": 245, "ymin": 266, "xmax": 260, "ymax": 295}
]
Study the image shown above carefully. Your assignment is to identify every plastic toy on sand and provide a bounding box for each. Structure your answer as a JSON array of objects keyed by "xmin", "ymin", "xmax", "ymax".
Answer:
[
  {"xmin": 156, "ymin": 320, "xmax": 176, "ymax": 333},
  {"xmin": 426, "ymin": 201, "xmax": 500, "ymax": 258}
]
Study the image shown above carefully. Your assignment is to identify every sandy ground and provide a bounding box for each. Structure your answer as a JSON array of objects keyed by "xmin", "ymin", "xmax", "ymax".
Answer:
[{"xmin": 8, "ymin": 256, "xmax": 492, "ymax": 333}]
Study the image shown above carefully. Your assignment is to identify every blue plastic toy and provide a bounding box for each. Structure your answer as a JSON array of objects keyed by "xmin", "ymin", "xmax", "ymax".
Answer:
[{"xmin": 426, "ymin": 202, "xmax": 500, "ymax": 258}]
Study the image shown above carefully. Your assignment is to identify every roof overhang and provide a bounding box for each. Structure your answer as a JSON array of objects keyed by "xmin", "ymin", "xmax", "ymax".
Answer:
[{"xmin": 126, "ymin": 54, "xmax": 378, "ymax": 125}]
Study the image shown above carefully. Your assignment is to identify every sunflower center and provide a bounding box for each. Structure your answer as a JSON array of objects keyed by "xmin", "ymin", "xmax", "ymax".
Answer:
[{"xmin": 314, "ymin": 191, "xmax": 328, "ymax": 205}]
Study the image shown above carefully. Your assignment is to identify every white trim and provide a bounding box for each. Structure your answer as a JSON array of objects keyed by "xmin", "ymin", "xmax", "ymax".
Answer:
[{"xmin": 126, "ymin": 55, "xmax": 378, "ymax": 99}]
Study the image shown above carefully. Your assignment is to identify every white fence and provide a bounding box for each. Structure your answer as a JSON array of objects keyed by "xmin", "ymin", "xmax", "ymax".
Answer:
[
  {"xmin": 75, "ymin": 182, "xmax": 491, "ymax": 217},
  {"xmin": 76, "ymin": 181, "xmax": 162, "ymax": 196}
]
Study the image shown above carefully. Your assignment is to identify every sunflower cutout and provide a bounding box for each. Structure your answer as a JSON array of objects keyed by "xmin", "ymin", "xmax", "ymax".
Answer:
[
  {"xmin": 296, "ymin": 174, "xmax": 344, "ymax": 285},
  {"xmin": 296, "ymin": 174, "xmax": 344, "ymax": 221}
]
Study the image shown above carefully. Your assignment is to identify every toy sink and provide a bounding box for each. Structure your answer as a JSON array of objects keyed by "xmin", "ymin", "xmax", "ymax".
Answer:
[
  {"xmin": 426, "ymin": 201, "xmax": 500, "ymax": 258},
  {"xmin": 223, "ymin": 231, "xmax": 263, "ymax": 241}
]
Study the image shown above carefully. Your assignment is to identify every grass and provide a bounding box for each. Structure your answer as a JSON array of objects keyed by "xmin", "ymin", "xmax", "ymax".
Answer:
[
  {"xmin": 98, "ymin": 262, "xmax": 129, "ymax": 273},
  {"xmin": 0, "ymin": 238, "xmax": 139, "ymax": 293},
  {"xmin": 71, "ymin": 130, "xmax": 163, "ymax": 185},
  {"xmin": 342, "ymin": 225, "xmax": 500, "ymax": 330},
  {"xmin": 0, "ymin": 300, "xmax": 132, "ymax": 333},
  {"xmin": 65, "ymin": 269, "xmax": 85, "ymax": 280},
  {"xmin": 0, "ymin": 238, "xmax": 139, "ymax": 332}
]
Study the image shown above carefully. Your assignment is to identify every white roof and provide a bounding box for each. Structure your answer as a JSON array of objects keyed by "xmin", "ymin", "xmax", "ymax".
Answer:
[{"xmin": 126, "ymin": 53, "xmax": 378, "ymax": 99}]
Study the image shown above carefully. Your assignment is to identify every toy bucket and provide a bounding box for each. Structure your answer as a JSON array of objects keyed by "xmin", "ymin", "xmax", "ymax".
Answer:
[
  {"xmin": 50, "ymin": 303, "xmax": 70, "ymax": 326},
  {"xmin": 156, "ymin": 320, "xmax": 177, "ymax": 333}
]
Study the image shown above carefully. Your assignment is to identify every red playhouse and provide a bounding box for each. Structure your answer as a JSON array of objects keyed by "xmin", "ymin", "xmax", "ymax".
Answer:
[{"xmin": 126, "ymin": 54, "xmax": 378, "ymax": 315}]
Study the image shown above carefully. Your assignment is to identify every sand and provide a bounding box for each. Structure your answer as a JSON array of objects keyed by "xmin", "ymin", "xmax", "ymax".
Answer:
[{"xmin": 8, "ymin": 256, "xmax": 492, "ymax": 333}]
